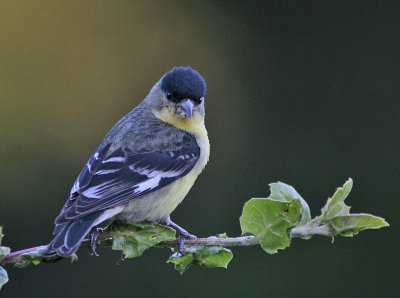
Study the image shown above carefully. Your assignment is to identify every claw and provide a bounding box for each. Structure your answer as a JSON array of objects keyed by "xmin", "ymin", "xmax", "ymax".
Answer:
[
  {"xmin": 165, "ymin": 216, "xmax": 196, "ymax": 238},
  {"xmin": 164, "ymin": 216, "xmax": 196, "ymax": 254},
  {"xmin": 88, "ymin": 226, "xmax": 106, "ymax": 256}
]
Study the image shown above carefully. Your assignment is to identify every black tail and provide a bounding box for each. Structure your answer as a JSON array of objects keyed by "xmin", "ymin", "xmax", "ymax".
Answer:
[{"xmin": 42, "ymin": 211, "xmax": 103, "ymax": 258}]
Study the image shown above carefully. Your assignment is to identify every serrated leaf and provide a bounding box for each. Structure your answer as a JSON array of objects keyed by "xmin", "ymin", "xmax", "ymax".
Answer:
[
  {"xmin": 168, "ymin": 246, "xmax": 233, "ymax": 274},
  {"xmin": 240, "ymin": 198, "xmax": 301, "ymax": 254},
  {"xmin": 193, "ymin": 246, "xmax": 233, "ymax": 268},
  {"xmin": 0, "ymin": 266, "xmax": 8, "ymax": 290},
  {"xmin": 329, "ymin": 214, "xmax": 389, "ymax": 236},
  {"xmin": 269, "ymin": 182, "xmax": 311, "ymax": 227},
  {"xmin": 108, "ymin": 221, "xmax": 176, "ymax": 258},
  {"xmin": 168, "ymin": 253, "xmax": 195, "ymax": 274},
  {"xmin": 321, "ymin": 178, "xmax": 353, "ymax": 220}
]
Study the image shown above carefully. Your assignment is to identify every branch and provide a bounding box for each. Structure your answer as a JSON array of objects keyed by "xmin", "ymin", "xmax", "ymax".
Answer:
[
  {"xmin": 1, "ymin": 246, "xmax": 50, "ymax": 266},
  {"xmin": 0, "ymin": 223, "xmax": 332, "ymax": 267},
  {"xmin": 0, "ymin": 231, "xmax": 259, "ymax": 267},
  {"xmin": 161, "ymin": 235, "xmax": 258, "ymax": 248},
  {"xmin": 0, "ymin": 178, "xmax": 389, "ymax": 282}
]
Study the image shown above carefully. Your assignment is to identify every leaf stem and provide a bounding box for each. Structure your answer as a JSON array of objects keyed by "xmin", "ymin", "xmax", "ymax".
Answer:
[{"xmin": 290, "ymin": 219, "xmax": 332, "ymax": 237}]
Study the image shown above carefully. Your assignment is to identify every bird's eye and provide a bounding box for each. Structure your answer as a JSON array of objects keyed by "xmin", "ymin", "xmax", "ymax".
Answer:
[{"xmin": 166, "ymin": 92, "xmax": 172, "ymax": 100}]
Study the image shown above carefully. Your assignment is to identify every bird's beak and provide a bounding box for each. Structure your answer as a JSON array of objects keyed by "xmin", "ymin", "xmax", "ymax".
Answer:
[{"xmin": 180, "ymin": 99, "xmax": 193, "ymax": 118}]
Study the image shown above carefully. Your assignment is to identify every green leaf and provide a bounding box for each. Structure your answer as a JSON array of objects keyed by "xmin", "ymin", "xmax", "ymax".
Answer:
[
  {"xmin": 0, "ymin": 227, "xmax": 11, "ymax": 261},
  {"xmin": 0, "ymin": 227, "xmax": 9, "ymax": 290},
  {"xmin": 0, "ymin": 266, "xmax": 8, "ymax": 290},
  {"xmin": 168, "ymin": 246, "xmax": 233, "ymax": 274},
  {"xmin": 168, "ymin": 253, "xmax": 195, "ymax": 274},
  {"xmin": 240, "ymin": 198, "xmax": 302, "ymax": 254},
  {"xmin": 217, "ymin": 233, "xmax": 228, "ymax": 238},
  {"xmin": 0, "ymin": 247, "xmax": 10, "ymax": 261},
  {"xmin": 321, "ymin": 178, "xmax": 352, "ymax": 220},
  {"xmin": 329, "ymin": 214, "xmax": 389, "ymax": 236},
  {"xmin": 193, "ymin": 246, "xmax": 233, "ymax": 268},
  {"xmin": 269, "ymin": 182, "xmax": 311, "ymax": 227},
  {"xmin": 108, "ymin": 221, "xmax": 176, "ymax": 258},
  {"xmin": 317, "ymin": 178, "xmax": 389, "ymax": 236}
]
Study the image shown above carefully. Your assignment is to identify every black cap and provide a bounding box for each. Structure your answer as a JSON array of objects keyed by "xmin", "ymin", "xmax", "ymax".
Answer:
[{"xmin": 161, "ymin": 67, "xmax": 206, "ymax": 102}]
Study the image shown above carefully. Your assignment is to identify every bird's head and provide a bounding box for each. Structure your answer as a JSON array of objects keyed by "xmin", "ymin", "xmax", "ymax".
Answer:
[
  {"xmin": 146, "ymin": 67, "xmax": 206, "ymax": 128},
  {"xmin": 159, "ymin": 66, "xmax": 206, "ymax": 119}
]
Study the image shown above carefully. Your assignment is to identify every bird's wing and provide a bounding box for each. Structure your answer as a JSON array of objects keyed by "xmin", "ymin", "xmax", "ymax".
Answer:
[{"xmin": 54, "ymin": 138, "xmax": 200, "ymax": 226}]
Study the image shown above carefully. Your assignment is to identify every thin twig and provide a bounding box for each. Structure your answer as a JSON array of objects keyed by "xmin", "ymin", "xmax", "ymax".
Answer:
[
  {"xmin": 0, "ymin": 231, "xmax": 259, "ymax": 267},
  {"xmin": 1, "ymin": 245, "xmax": 48, "ymax": 266},
  {"xmin": 1, "ymin": 221, "xmax": 333, "ymax": 267}
]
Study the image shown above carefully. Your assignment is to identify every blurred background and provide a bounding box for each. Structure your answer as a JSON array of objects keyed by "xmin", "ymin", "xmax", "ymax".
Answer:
[{"xmin": 0, "ymin": 1, "xmax": 399, "ymax": 296}]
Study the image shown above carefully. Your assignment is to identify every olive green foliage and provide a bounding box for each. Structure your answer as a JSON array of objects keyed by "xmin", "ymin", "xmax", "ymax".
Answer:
[
  {"xmin": 168, "ymin": 246, "xmax": 233, "ymax": 274},
  {"xmin": 240, "ymin": 196, "xmax": 302, "ymax": 253},
  {"xmin": 108, "ymin": 221, "xmax": 176, "ymax": 258}
]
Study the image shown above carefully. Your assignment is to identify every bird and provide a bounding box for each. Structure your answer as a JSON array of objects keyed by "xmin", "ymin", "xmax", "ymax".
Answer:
[{"xmin": 42, "ymin": 66, "xmax": 209, "ymax": 258}]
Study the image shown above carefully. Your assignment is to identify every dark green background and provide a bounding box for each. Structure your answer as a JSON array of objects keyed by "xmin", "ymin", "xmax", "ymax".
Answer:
[{"xmin": 1, "ymin": 1, "xmax": 399, "ymax": 297}]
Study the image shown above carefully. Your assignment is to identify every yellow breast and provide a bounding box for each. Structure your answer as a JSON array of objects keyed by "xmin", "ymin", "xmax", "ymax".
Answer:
[
  {"xmin": 153, "ymin": 107, "xmax": 210, "ymax": 173},
  {"xmin": 117, "ymin": 107, "xmax": 210, "ymax": 222}
]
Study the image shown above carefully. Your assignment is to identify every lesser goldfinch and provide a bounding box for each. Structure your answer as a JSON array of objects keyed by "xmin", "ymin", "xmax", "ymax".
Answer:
[{"xmin": 43, "ymin": 67, "xmax": 209, "ymax": 257}]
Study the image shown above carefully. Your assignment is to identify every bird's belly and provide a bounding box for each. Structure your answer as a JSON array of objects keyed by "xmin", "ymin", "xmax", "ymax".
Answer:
[{"xmin": 116, "ymin": 170, "xmax": 199, "ymax": 223}]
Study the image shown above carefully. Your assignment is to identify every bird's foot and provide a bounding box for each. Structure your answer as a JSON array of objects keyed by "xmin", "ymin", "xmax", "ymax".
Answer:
[
  {"xmin": 164, "ymin": 217, "xmax": 196, "ymax": 255},
  {"xmin": 88, "ymin": 226, "xmax": 106, "ymax": 256},
  {"xmin": 165, "ymin": 217, "xmax": 197, "ymax": 239}
]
